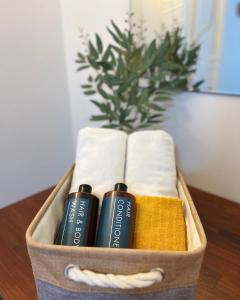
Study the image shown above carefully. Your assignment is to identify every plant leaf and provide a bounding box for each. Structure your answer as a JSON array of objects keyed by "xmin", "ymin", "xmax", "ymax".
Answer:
[
  {"xmin": 95, "ymin": 34, "xmax": 103, "ymax": 53},
  {"xmin": 192, "ymin": 79, "xmax": 204, "ymax": 91},
  {"xmin": 87, "ymin": 56, "xmax": 100, "ymax": 69},
  {"xmin": 88, "ymin": 41, "xmax": 98, "ymax": 58},
  {"xmin": 96, "ymin": 84, "xmax": 112, "ymax": 99},
  {"xmin": 77, "ymin": 52, "xmax": 85, "ymax": 60},
  {"xmin": 149, "ymin": 103, "xmax": 165, "ymax": 111},
  {"xmin": 90, "ymin": 100, "xmax": 109, "ymax": 113},
  {"xmin": 97, "ymin": 61, "xmax": 113, "ymax": 71},
  {"xmin": 90, "ymin": 115, "xmax": 109, "ymax": 121},
  {"xmin": 88, "ymin": 75, "xmax": 93, "ymax": 82},
  {"xmin": 111, "ymin": 20, "xmax": 125, "ymax": 40},
  {"xmin": 76, "ymin": 65, "xmax": 89, "ymax": 71},
  {"xmin": 81, "ymin": 84, "xmax": 92, "ymax": 89},
  {"xmin": 102, "ymin": 45, "xmax": 112, "ymax": 61},
  {"xmin": 102, "ymin": 123, "xmax": 118, "ymax": 128},
  {"xmin": 84, "ymin": 90, "xmax": 96, "ymax": 95}
]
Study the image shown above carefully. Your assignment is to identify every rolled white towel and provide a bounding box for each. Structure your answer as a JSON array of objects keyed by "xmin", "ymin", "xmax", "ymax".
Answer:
[
  {"xmin": 70, "ymin": 127, "xmax": 127, "ymax": 202},
  {"xmin": 125, "ymin": 130, "xmax": 178, "ymax": 198}
]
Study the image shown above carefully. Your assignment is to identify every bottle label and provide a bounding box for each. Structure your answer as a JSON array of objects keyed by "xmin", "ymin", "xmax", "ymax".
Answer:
[
  {"xmin": 58, "ymin": 196, "xmax": 89, "ymax": 246},
  {"xmin": 96, "ymin": 195, "xmax": 134, "ymax": 248}
]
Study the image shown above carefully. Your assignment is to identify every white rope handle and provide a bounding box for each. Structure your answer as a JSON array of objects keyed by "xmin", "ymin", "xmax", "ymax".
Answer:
[{"xmin": 65, "ymin": 264, "xmax": 164, "ymax": 289}]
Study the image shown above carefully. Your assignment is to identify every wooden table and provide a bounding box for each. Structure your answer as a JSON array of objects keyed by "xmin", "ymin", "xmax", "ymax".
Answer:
[
  {"xmin": 0, "ymin": 186, "xmax": 239, "ymax": 300},
  {"xmin": 0, "ymin": 188, "xmax": 53, "ymax": 300}
]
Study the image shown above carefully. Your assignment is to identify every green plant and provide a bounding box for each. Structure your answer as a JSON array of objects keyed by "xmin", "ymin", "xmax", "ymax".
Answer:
[{"xmin": 76, "ymin": 20, "xmax": 203, "ymax": 132}]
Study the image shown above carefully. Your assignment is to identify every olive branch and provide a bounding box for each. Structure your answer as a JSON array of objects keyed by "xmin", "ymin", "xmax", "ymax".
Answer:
[{"xmin": 76, "ymin": 20, "xmax": 203, "ymax": 132}]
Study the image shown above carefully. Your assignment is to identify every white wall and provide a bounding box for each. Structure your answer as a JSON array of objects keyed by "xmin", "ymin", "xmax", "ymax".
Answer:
[
  {"xmin": 60, "ymin": 0, "xmax": 129, "ymax": 144},
  {"xmin": 0, "ymin": 0, "xmax": 74, "ymax": 208},
  {"xmin": 165, "ymin": 92, "xmax": 240, "ymax": 203}
]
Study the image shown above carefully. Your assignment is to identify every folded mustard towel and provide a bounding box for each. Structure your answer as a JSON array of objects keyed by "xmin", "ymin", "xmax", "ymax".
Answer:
[{"xmin": 133, "ymin": 196, "xmax": 187, "ymax": 251}]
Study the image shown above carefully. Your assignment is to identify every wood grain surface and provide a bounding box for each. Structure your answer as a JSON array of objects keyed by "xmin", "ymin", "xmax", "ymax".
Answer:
[{"xmin": 0, "ymin": 186, "xmax": 239, "ymax": 300}]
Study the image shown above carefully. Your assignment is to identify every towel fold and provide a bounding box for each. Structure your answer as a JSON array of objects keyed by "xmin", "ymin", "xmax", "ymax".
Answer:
[
  {"xmin": 125, "ymin": 130, "xmax": 178, "ymax": 198},
  {"xmin": 70, "ymin": 127, "xmax": 127, "ymax": 202},
  {"xmin": 133, "ymin": 195, "xmax": 187, "ymax": 251}
]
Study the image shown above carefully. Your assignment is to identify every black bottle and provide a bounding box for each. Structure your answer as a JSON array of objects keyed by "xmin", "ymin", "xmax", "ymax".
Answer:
[
  {"xmin": 55, "ymin": 184, "xmax": 99, "ymax": 246},
  {"xmin": 96, "ymin": 183, "xmax": 135, "ymax": 248}
]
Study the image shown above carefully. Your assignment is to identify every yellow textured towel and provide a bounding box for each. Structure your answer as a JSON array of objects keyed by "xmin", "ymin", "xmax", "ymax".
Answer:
[{"xmin": 133, "ymin": 196, "xmax": 187, "ymax": 251}]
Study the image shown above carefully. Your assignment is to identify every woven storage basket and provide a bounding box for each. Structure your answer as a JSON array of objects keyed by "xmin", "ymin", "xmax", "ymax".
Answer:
[{"xmin": 26, "ymin": 165, "xmax": 206, "ymax": 300}]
